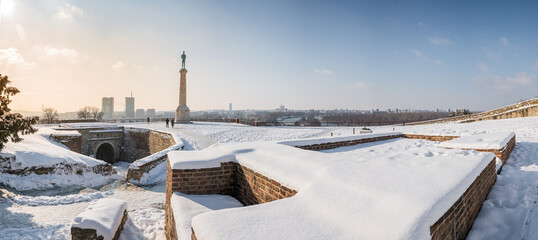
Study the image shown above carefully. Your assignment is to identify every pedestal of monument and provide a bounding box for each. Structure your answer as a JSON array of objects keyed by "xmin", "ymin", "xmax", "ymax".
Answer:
[
  {"xmin": 175, "ymin": 105, "xmax": 190, "ymax": 123},
  {"xmin": 175, "ymin": 68, "xmax": 191, "ymax": 124}
]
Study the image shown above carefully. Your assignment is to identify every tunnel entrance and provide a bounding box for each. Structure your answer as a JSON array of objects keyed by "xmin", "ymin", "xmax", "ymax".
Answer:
[{"xmin": 96, "ymin": 143, "xmax": 115, "ymax": 163}]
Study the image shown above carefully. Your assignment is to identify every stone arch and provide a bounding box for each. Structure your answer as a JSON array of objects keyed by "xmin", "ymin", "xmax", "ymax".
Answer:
[{"xmin": 95, "ymin": 142, "xmax": 115, "ymax": 163}]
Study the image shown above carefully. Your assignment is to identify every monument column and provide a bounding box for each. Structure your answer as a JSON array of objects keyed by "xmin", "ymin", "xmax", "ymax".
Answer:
[{"xmin": 175, "ymin": 51, "xmax": 190, "ymax": 123}]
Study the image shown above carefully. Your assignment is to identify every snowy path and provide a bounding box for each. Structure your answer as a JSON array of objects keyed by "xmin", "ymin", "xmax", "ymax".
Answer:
[{"xmin": 0, "ymin": 183, "xmax": 166, "ymax": 239}]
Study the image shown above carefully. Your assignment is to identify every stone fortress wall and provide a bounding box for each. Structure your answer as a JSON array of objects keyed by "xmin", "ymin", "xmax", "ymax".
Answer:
[{"xmin": 409, "ymin": 98, "xmax": 538, "ymax": 125}]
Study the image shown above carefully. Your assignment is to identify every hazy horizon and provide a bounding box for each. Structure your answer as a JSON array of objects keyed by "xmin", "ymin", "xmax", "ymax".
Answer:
[{"xmin": 1, "ymin": 0, "xmax": 537, "ymax": 113}]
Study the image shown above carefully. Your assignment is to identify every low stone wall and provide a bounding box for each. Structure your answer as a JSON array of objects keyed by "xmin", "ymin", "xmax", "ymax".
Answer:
[
  {"xmin": 50, "ymin": 135, "xmax": 82, "ymax": 153},
  {"xmin": 149, "ymin": 130, "xmax": 176, "ymax": 154},
  {"xmin": 71, "ymin": 209, "xmax": 128, "ymax": 240},
  {"xmin": 295, "ymin": 134, "xmax": 403, "ymax": 151},
  {"xmin": 409, "ymin": 98, "xmax": 538, "ymax": 125},
  {"xmin": 127, "ymin": 129, "xmax": 179, "ymax": 181},
  {"xmin": 430, "ymin": 157, "xmax": 497, "ymax": 240},
  {"xmin": 403, "ymin": 134, "xmax": 459, "ymax": 142},
  {"xmin": 165, "ymin": 160, "xmax": 298, "ymax": 240},
  {"xmin": 0, "ymin": 154, "xmax": 116, "ymax": 176}
]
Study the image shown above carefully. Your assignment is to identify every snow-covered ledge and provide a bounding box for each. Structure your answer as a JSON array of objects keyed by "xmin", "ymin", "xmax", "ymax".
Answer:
[
  {"xmin": 71, "ymin": 198, "xmax": 128, "ymax": 240},
  {"xmin": 127, "ymin": 129, "xmax": 184, "ymax": 182},
  {"xmin": 279, "ymin": 132, "xmax": 403, "ymax": 150},
  {"xmin": 165, "ymin": 134, "xmax": 499, "ymax": 240}
]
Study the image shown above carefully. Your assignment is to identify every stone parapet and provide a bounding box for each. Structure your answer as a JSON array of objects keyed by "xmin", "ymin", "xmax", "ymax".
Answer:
[{"xmin": 295, "ymin": 134, "xmax": 402, "ymax": 151}]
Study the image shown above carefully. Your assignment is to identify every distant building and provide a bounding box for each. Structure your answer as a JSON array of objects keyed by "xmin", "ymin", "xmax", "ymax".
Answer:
[
  {"xmin": 102, "ymin": 97, "xmax": 114, "ymax": 120},
  {"xmin": 147, "ymin": 109, "xmax": 156, "ymax": 118},
  {"xmin": 125, "ymin": 97, "xmax": 135, "ymax": 118},
  {"xmin": 229, "ymin": 103, "xmax": 232, "ymax": 112},
  {"xmin": 135, "ymin": 109, "xmax": 145, "ymax": 118}
]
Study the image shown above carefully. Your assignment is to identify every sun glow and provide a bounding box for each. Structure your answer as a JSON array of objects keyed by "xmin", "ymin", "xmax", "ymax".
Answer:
[{"xmin": 0, "ymin": 0, "xmax": 14, "ymax": 16}]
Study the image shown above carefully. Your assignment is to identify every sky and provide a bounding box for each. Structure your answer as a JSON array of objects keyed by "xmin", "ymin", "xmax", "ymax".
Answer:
[{"xmin": 0, "ymin": 0, "xmax": 537, "ymax": 113}]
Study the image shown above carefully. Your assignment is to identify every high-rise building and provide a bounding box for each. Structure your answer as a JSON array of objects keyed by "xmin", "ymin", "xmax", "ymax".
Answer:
[
  {"xmin": 147, "ymin": 109, "xmax": 156, "ymax": 118},
  {"xmin": 135, "ymin": 109, "xmax": 145, "ymax": 118},
  {"xmin": 102, "ymin": 97, "xmax": 114, "ymax": 120},
  {"xmin": 125, "ymin": 96, "xmax": 135, "ymax": 118},
  {"xmin": 229, "ymin": 103, "xmax": 232, "ymax": 112}
]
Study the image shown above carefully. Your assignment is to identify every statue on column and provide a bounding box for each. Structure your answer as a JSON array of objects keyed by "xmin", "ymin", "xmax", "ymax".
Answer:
[{"xmin": 181, "ymin": 51, "xmax": 186, "ymax": 69}]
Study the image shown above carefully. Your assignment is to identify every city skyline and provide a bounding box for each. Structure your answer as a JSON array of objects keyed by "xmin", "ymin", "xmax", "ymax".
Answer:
[{"xmin": 1, "ymin": 0, "xmax": 537, "ymax": 113}]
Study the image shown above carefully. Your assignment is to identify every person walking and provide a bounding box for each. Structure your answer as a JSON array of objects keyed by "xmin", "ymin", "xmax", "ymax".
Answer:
[
  {"xmin": 171, "ymin": 119, "xmax": 175, "ymax": 128},
  {"xmin": 147, "ymin": 117, "xmax": 150, "ymax": 124},
  {"xmin": 165, "ymin": 118, "xmax": 169, "ymax": 128}
]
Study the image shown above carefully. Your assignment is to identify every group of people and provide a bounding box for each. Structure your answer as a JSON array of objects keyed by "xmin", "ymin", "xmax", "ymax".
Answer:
[{"xmin": 165, "ymin": 118, "xmax": 175, "ymax": 128}]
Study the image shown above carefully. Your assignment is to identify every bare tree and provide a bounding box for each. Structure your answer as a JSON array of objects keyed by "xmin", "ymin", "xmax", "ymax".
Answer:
[
  {"xmin": 78, "ymin": 106, "xmax": 103, "ymax": 120},
  {"xmin": 42, "ymin": 107, "xmax": 59, "ymax": 124}
]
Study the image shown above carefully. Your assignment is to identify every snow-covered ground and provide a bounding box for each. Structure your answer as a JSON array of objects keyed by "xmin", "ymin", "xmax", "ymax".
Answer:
[{"xmin": 1, "ymin": 118, "xmax": 538, "ymax": 239}]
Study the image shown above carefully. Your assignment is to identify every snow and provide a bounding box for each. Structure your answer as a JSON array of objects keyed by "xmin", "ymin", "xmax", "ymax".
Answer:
[
  {"xmin": 129, "ymin": 161, "xmax": 168, "ymax": 185},
  {"xmin": 7, "ymin": 190, "xmax": 113, "ymax": 206},
  {"xmin": 2, "ymin": 117, "xmax": 538, "ymax": 240},
  {"xmin": 0, "ymin": 171, "xmax": 117, "ymax": 191},
  {"xmin": 72, "ymin": 198, "xmax": 127, "ymax": 240},
  {"xmin": 439, "ymin": 131, "xmax": 515, "ymax": 150},
  {"xmin": 129, "ymin": 144, "xmax": 183, "ymax": 170},
  {"xmin": 278, "ymin": 132, "xmax": 401, "ymax": 147},
  {"xmin": 2, "ymin": 126, "xmax": 106, "ymax": 169},
  {"xmin": 171, "ymin": 193, "xmax": 243, "ymax": 240},
  {"xmin": 188, "ymin": 138, "xmax": 495, "ymax": 239}
]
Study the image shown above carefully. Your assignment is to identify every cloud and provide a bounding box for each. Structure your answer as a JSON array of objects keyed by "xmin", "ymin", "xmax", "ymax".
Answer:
[
  {"xmin": 350, "ymin": 82, "xmax": 372, "ymax": 89},
  {"xmin": 0, "ymin": 48, "xmax": 25, "ymax": 65},
  {"xmin": 434, "ymin": 59, "xmax": 443, "ymax": 65},
  {"xmin": 473, "ymin": 64, "xmax": 534, "ymax": 90},
  {"xmin": 506, "ymin": 72, "xmax": 534, "ymax": 86},
  {"xmin": 477, "ymin": 62, "xmax": 490, "ymax": 73},
  {"xmin": 482, "ymin": 47, "xmax": 501, "ymax": 61},
  {"xmin": 500, "ymin": 37, "xmax": 509, "ymax": 46},
  {"xmin": 0, "ymin": 48, "xmax": 36, "ymax": 71},
  {"xmin": 412, "ymin": 49, "xmax": 422, "ymax": 57},
  {"xmin": 427, "ymin": 36, "xmax": 453, "ymax": 46},
  {"xmin": 112, "ymin": 60, "xmax": 127, "ymax": 70},
  {"xmin": 30, "ymin": 44, "xmax": 84, "ymax": 64},
  {"xmin": 314, "ymin": 69, "xmax": 333, "ymax": 75},
  {"xmin": 55, "ymin": 3, "xmax": 83, "ymax": 20}
]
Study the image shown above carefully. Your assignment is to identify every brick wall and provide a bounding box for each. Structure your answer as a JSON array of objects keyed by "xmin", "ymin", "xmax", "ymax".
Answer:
[
  {"xmin": 464, "ymin": 135, "xmax": 515, "ymax": 164},
  {"xmin": 235, "ymin": 164, "xmax": 297, "ymax": 205},
  {"xmin": 165, "ymin": 160, "xmax": 298, "ymax": 240},
  {"xmin": 165, "ymin": 161, "xmax": 179, "ymax": 240},
  {"xmin": 169, "ymin": 162, "xmax": 236, "ymax": 195},
  {"xmin": 50, "ymin": 135, "xmax": 82, "ymax": 153},
  {"xmin": 430, "ymin": 157, "xmax": 496, "ymax": 240},
  {"xmin": 403, "ymin": 134, "xmax": 459, "ymax": 142},
  {"xmin": 295, "ymin": 134, "xmax": 403, "ymax": 151}
]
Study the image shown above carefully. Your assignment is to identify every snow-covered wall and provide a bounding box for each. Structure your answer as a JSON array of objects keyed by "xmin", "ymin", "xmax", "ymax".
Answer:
[{"xmin": 127, "ymin": 129, "xmax": 184, "ymax": 182}]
